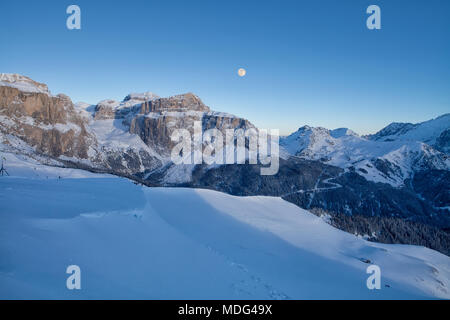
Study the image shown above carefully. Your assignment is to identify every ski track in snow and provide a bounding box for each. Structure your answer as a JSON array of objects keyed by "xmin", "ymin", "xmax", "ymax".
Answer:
[{"xmin": 280, "ymin": 170, "xmax": 343, "ymax": 200}]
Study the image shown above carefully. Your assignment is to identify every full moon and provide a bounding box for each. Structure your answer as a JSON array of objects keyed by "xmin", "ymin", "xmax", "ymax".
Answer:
[{"xmin": 238, "ymin": 68, "xmax": 246, "ymax": 77}]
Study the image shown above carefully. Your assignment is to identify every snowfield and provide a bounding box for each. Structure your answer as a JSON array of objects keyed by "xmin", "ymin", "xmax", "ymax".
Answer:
[{"xmin": 0, "ymin": 155, "xmax": 449, "ymax": 299}]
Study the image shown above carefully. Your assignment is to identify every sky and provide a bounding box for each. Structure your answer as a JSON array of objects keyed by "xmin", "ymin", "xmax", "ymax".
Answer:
[{"xmin": 1, "ymin": 0, "xmax": 449, "ymax": 135}]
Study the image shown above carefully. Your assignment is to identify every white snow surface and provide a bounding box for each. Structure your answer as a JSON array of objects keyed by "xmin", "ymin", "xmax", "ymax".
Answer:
[
  {"xmin": 0, "ymin": 161, "xmax": 449, "ymax": 299},
  {"xmin": 0, "ymin": 151, "xmax": 111, "ymax": 179},
  {"xmin": 0, "ymin": 73, "xmax": 50, "ymax": 95}
]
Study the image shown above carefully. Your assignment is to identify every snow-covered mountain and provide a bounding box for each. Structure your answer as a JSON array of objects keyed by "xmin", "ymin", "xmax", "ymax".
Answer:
[
  {"xmin": 1, "ymin": 158, "xmax": 449, "ymax": 299},
  {"xmin": 0, "ymin": 73, "xmax": 253, "ymax": 182},
  {"xmin": 366, "ymin": 114, "xmax": 450, "ymax": 155},
  {"xmin": 280, "ymin": 121, "xmax": 449, "ymax": 187},
  {"xmin": 367, "ymin": 114, "xmax": 450, "ymax": 146},
  {"xmin": 0, "ymin": 73, "xmax": 50, "ymax": 95}
]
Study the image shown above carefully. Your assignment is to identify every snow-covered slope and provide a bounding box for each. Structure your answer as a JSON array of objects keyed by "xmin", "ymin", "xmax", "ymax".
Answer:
[
  {"xmin": 0, "ymin": 151, "xmax": 112, "ymax": 179},
  {"xmin": 0, "ymin": 158, "xmax": 449, "ymax": 299}
]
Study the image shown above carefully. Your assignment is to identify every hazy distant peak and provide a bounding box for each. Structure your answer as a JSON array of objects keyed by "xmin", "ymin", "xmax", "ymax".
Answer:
[
  {"xmin": 0, "ymin": 73, "xmax": 50, "ymax": 95},
  {"xmin": 330, "ymin": 128, "xmax": 359, "ymax": 138},
  {"xmin": 123, "ymin": 92, "xmax": 160, "ymax": 102}
]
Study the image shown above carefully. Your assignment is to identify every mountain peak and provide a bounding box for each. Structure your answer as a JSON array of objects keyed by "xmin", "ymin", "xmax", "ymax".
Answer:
[
  {"xmin": 368, "ymin": 113, "xmax": 450, "ymax": 145},
  {"xmin": 330, "ymin": 128, "xmax": 359, "ymax": 138},
  {"xmin": 0, "ymin": 73, "xmax": 49, "ymax": 95},
  {"xmin": 148, "ymin": 92, "xmax": 209, "ymax": 112},
  {"xmin": 123, "ymin": 92, "xmax": 160, "ymax": 102},
  {"xmin": 298, "ymin": 125, "xmax": 312, "ymax": 131}
]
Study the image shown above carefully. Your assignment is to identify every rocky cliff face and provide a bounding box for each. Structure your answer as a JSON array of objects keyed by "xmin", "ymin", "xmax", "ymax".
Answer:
[
  {"xmin": 141, "ymin": 93, "xmax": 209, "ymax": 113},
  {"xmin": 130, "ymin": 110, "xmax": 254, "ymax": 156},
  {"xmin": 0, "ymin": 84, "xmax": 93, "ymax": 159}
]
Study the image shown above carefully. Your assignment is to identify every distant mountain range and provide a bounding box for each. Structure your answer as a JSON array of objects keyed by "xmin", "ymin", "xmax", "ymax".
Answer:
[
  {"xmin": 280, "ymin": 114, "xmax": 449, "ymax": 188},
  {"xmin": 1, "ymin": 73, "xmax": 449, "ymax": 255}
]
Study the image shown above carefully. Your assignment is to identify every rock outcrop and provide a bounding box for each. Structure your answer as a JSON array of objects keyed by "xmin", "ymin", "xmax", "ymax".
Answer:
[{"xmin": 0, "ymin": 84, "xmax": 92, "ymax": 159}]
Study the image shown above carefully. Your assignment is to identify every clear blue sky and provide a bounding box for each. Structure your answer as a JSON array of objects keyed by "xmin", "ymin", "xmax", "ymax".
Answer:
[{"xmin": 1, "ymin": 0, "xmax": 449, "ymax": 135}]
